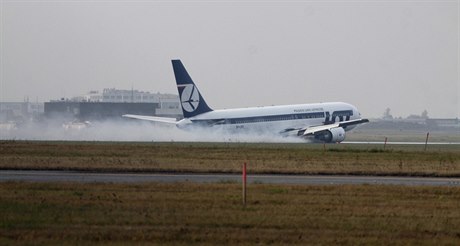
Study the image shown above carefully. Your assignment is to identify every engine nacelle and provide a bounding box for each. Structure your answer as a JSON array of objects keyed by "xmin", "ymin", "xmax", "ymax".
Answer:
[{"xmin": 315, "ymin": 127, "xmax": 346, "ymax": 143}]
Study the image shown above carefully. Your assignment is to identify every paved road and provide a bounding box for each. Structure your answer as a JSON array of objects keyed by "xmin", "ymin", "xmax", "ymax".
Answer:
[{"xmin": 2, "ymin": 170, "xmax": 460, "ymax": 186}]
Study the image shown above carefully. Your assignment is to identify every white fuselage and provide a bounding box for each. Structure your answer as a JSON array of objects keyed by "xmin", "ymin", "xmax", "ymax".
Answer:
[{"xmin": 176, "ymin": 102, "xmax": 361, "ymax": 133}]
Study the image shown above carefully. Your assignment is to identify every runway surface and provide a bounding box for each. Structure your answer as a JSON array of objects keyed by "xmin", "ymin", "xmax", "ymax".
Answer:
[{"xmin": 2, "ymin": 170, "xmax": 460, "ymax": 186}]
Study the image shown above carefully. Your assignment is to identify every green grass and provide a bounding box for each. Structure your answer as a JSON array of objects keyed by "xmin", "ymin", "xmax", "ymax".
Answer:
[
  {"xmin": 1, "ymin": 182, "xmax": 460, "ymax": 245},
  {"xmin": 1, "ymin": 141, "xmax": 460, "ymax": 177},
  {"xmin": 347, "ymin": 128, "xmax": 460, "ymax": 142}
]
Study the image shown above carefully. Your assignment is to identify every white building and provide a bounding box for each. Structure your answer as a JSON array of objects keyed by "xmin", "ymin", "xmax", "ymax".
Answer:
[
  {"xmin": 83, "ymin": 88, "xmax": 178, "ymax": 103},
  {"xmin": 81, "ymin": 88, "xmax": 182, "ymax": 117},
  {"xmin": 0, "ymin": 102, "xmax": 44, "ymax": 122}
]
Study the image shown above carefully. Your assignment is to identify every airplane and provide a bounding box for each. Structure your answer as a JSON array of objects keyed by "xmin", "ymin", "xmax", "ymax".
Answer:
[{"xmin": 123, "ymin": 60, "xmax": 369, "ymax": 143}]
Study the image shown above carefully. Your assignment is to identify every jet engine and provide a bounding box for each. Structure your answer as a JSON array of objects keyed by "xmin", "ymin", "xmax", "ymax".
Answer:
[{"xmin": 314, "ymin": 127, "xmax": 346, "ymax": 143}]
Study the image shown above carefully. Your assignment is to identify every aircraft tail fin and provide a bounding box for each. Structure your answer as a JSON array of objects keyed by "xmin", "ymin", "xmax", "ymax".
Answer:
[{"xmin": 172, "ymin": 60, "xmax": 213, "ymax": 118}]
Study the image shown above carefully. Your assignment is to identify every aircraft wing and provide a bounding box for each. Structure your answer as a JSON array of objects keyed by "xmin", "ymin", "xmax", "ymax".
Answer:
[
  {"xmin": 301, "ymin": 118, "xmax": 369, "ymax": 136},
  {"xmin": 122, "ymin": 114, "xmax": 178, "ymax": 124},
  {"xmin": 337, "ymin": 118, "xmax": 369, "ymax": 128},
  {"xmin": 301, "ymin": 123, "xmax": 340, "ymax": 136}
]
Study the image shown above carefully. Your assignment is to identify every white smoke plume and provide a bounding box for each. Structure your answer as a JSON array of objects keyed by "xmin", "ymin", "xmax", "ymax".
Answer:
[{"xmin": 0, "ymin": 119, "xmax": 305, "ymax": 143}]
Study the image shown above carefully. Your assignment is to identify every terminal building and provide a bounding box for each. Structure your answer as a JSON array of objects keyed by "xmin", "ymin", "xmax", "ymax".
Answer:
[
  {"xmin": 0, "ymin": 101, "xmax": 44, "ymax": 122},
  {"xmin": 426, "ymin": 118, "xmax": 460, "ymax": 129},
  {"xmin": 44, "ymin": 102, "xmax": 159, "ymax": 121},
  {"xmin": 44, "ymin": 88, "xmax": 182, "ymax": 121},
  {"xmin": 81, "ymin": 88, "xmax": 178, "ymax": 104},
  {"xmin": 1, "ymin": 89, "xmax": 182, "ymax": 132}
]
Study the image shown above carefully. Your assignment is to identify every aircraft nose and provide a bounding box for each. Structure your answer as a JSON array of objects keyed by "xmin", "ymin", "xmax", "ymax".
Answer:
[{"xmin": 351, "ymin": 105, "xmax": 360, "ymax": 119}]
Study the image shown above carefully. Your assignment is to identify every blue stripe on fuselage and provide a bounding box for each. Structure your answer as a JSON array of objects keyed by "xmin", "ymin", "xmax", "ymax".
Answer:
[{"xmin": 190, "ymin": 110, "xmax": 354, "ymax": 126}]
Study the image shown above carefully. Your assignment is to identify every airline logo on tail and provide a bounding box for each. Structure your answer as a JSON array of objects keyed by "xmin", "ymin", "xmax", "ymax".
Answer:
[
  {"xmin": 178, "ymin": 84, "xmax": 199, "ymax": 112},
  {"xmin": 172, "ymin": 59, "xmax": 213, "ymax": 118}
]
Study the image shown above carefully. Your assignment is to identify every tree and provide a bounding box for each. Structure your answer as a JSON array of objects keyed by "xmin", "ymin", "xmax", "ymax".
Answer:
[
  {"xmin": 383, "ymin": 108, "xmax": 393, "ymax": 120},
  {"xmin": 421, "ymin": 110, "xmax": 429, "ymax": 119}
]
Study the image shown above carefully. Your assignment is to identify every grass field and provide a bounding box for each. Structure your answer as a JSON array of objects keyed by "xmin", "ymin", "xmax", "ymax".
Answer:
[
  {"xmin": 1, "ymin": 182, "xmax": 460, "ymax": 245},
  {"xmin": 2, "ymin": 141, "xmax": 460, "ymax": 244},
  {"xmin": 346, "ymin": 128, "xmax": 460, "ymax": 143},
  {"xmin": 1, "ymin": 141, "xmax": 460, "ymax": 177}
]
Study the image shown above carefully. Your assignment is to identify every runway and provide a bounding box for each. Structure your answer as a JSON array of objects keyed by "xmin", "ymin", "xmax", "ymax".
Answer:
[{"xmin": 2, "ymin": 170, "xmax": 460, "ymax": 186}]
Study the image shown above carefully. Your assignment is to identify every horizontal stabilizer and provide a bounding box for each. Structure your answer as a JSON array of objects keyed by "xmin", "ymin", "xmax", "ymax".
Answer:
[{"xmin": 122, "ymin": 114, "xmax": 178, "ymax": 124}]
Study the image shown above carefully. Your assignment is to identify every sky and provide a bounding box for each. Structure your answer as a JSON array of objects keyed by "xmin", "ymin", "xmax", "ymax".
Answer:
[{"xmin": 0, "ymin": 0, "xmax": 458, "ymax": 118}]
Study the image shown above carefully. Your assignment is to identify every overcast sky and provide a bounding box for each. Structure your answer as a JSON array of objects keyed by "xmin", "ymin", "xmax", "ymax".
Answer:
[{"xmin": 0, "ymin": 0, "xmax": 458, "ymax": 118}]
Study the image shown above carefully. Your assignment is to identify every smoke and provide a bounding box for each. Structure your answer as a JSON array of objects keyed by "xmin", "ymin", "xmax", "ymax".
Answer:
[{"xmin": 0, "ymin": 119, "xmax": 305, "ymax": 143}]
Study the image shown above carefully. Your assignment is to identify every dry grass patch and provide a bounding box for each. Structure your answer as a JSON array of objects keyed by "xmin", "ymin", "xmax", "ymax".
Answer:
[{"xmin": 1, "ymin": 182, "xmax": 460, "ymax": 244}]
